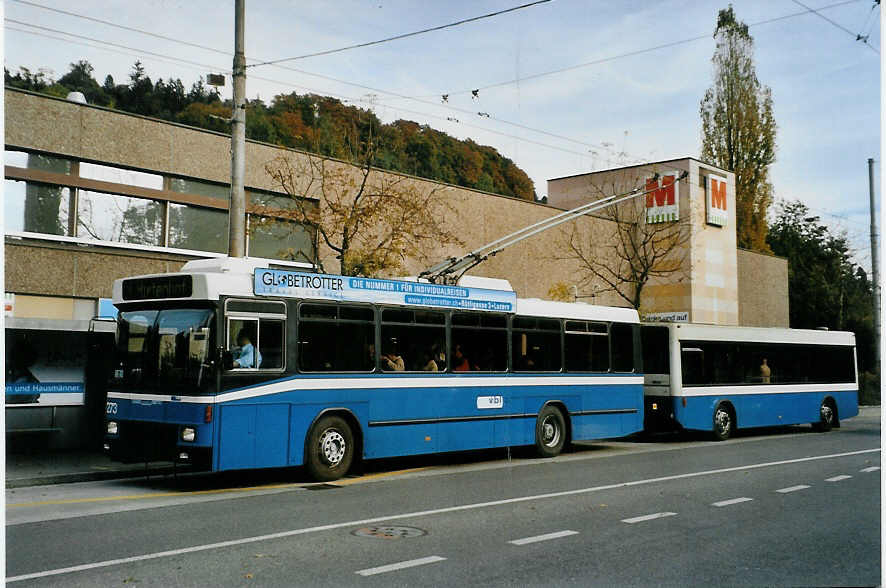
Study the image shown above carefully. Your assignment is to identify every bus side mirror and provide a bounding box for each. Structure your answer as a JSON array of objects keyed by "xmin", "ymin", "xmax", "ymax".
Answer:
[{"xmin": 222, "ymin": 350, "xmax": 234, "ymax": 371}]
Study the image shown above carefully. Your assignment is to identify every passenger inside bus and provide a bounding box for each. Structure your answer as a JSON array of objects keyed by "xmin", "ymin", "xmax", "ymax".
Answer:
[
  {"xmin": 232, "ymin": 330, "xmax": 262, "ymax": 368},
  {"xmin": 453, "ymin": 344, "xmax": 472, "ymax": 371},
  {"xmin": 381, "ymin": 346, "xmax": 405, "ymax": 371},
  {"xmin": 419, "ymin": 349, "xmax": 438, "ymax": 371}
]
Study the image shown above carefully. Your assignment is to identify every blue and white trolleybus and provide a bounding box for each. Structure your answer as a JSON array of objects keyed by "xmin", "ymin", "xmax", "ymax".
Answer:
[{"xmin": 105, "ymin": 257, "xmax": 645, "ymax": 480}]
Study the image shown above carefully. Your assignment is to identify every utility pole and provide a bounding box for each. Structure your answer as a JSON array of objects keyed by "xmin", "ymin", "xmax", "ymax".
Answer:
[
  {"xmin": 228, "ymin": 0, "xmax": 247, "ymax": 257},
  {"xmin": 868, "ymin": 157, "xmax": 880, "ymax": 370}
]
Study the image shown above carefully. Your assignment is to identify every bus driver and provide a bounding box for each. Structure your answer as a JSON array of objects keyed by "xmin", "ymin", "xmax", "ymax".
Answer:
[{"xmin": 233, "ymin": 330, "xmax": 262, "ymax": 368}]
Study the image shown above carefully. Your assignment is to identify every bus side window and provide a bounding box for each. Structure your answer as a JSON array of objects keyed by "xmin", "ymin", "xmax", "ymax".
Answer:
[
  {"xmin": 610, "ymin": 323, "xmax": 634, "ymax": 372},
  {"xmin": 259, "ymin": 320, "xmax": 284, "ymax": 369},
  {"xmin": 227, "ymin": 318, "xmax": 259, "ymax": 369},
  {"xmin": 681, "ymin": 346, "xmax": 704, "ymax": 385},
  {"xmin": 226, "ymin": 317, "xmax": 284, "ymax": 370}
]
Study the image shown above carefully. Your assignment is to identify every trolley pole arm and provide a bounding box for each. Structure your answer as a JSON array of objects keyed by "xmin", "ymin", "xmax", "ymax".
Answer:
[{"xmin": 420, "ymin": 171, "xmax": 687, "ymax": 283}]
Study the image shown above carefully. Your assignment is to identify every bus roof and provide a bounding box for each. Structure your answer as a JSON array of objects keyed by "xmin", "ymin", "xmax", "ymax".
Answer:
[
  {"xmin": 653, "ymin": 322, "xmax": 856, "ymax": 346},
  {"xmin": 112, "ymin": 258, "xmax": 639, "ymax": 322}
]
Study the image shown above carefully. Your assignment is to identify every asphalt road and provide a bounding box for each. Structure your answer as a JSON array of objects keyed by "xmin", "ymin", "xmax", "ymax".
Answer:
[{"xmin": 6, "ymin": 409, "xmax": 881, "ymax": 587}]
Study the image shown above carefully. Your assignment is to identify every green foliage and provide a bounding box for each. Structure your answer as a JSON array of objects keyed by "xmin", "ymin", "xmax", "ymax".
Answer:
[
  {"xmin": 767, "ymin": 200, "xmax": 876, "ymax": 372},
  {"xmin": 700, "ymin": 6, "xmax": 777, "ymax": 252},
  {"xmin": 5, "ymin": 60, "xmax": 534, "ymax": 199}
]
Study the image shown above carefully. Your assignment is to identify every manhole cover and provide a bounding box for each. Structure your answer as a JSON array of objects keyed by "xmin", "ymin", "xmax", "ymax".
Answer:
[{"xmin": 351, "ymin": 526, "xmax": 427, "ymax": 539}]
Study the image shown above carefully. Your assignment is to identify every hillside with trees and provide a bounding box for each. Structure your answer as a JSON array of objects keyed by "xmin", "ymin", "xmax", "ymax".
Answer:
[{"xmin": 5, "ymin": 60, "xmax": 535, "ymax": 200}]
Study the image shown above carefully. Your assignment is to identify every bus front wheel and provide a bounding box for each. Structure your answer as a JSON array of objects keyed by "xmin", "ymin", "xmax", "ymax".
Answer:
[
  {"xmin": 535, "ymin": 405, "xmax": 567, "ymax": 458},
  {"xmin": 712, "ymin": 404, "xmax": 734, "ymax": 441},
  {"xmin": 306, "ymin": 415, "xmax": 354, "ymax": 482}
]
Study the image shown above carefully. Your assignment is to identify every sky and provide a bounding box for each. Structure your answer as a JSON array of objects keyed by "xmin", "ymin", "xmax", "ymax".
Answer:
[{"xmin": 3, "ymin": 0, "xmax": 881, "ymax": 270}]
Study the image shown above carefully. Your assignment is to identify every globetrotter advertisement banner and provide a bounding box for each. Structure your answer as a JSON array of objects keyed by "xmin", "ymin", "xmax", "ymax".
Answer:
[{"xmin": 254, "ymin": 269, "xmax": 517, "ymax": 313}]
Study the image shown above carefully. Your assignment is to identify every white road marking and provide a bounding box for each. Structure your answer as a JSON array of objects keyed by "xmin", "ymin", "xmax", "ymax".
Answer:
[
  {"xmin": 621, "ymin": 512, "xmax": 677, "ymax": 524},
  {"xmin": 861, "ymin": 466, "xmax": 880, "ymax": 473},
  {"xmin": 355, "ymin": 556, "xmax": 446, "ymax": 577},
  {"xmin": 825, "ymin": 475, "xmax": 852, "ymax": 482},
  {"xmin": 776, "ymin": 485, "xmax": 810, "ymax": 494},
  {"xmin": 7, "ymin": 447, "xmax": 879, "ymax": 584},
  {"xmin": 712, "ymin": 497, "xmax": 753, "ymax": 507},
  {"xmin": 508, "ymin": 530, "xmax": 578, "ymax": 545}
]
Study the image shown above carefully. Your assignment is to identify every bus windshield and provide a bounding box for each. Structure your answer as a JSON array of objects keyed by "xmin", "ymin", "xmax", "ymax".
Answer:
[{"xmin": 115, "ymin": 307, "xmax": 216, "ymax": 395}]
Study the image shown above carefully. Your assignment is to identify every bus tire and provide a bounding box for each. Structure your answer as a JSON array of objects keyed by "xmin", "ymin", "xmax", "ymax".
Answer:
[
  {"xmin": 306, "ymin": 415, "xmax": 354, "ymax": 482},
  {"xmin": 535, "ymin": 405, "xmax": 566, "ymax": 458},
  {"xmin": 813, "ymin": 399, "xmax": 837, "ymax": 432},
  {"xmin": 712, "ymin": 403, "xmax": 734, "ymax": 441}
]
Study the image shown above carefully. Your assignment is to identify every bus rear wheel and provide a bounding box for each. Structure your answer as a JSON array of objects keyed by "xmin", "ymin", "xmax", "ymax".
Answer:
[
  {"xmin": 306, "ymin": 415, "xmax": 354, "ymax": 482},
  {"xmin": 535, "ymin": 405, "xmax": 567, "ymax": 458},
  {"xmin": 813, "ymin": 399, "xmax": 837, "ymax": 432},
  {"xmin": 712, "ymin": 404, "xmax": 734, "ymax": 441}
]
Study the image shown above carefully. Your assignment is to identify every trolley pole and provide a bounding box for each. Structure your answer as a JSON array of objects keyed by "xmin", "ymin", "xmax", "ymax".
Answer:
[
  {"xmin": 868, "ymin": 158, "xmax": 880, "ymax": 371},
  {"xmin": 228, "ymin": 0, "xmax": 247, "ymax": 257}
]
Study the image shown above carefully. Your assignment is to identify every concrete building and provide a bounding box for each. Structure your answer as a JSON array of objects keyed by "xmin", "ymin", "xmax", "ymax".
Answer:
[
  {"xmin": 548, "ymin": 159, "xmax": 788, "ymax": 327},
  {"xmin": 4, "ymin": 88, "xmax": 788, "ymax": 449}
]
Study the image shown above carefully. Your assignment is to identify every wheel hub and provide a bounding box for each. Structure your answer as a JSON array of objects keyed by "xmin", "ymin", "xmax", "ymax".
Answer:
[
  {"xmin": 715, "ymin": 410, "xmax": 730, "ymax": 434},
  {"xmin": 319, "ymin": 429, "xmax": 346, "ymax": 466},
  {"xmin": 821, "ymin": 404, "xmax": 834, "ymax": 425},
  {"xmin": 542, "ymin": 418, "xmax": 560, "ymax": 447}
]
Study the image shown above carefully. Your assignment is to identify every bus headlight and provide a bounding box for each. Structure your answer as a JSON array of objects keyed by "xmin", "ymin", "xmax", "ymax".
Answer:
[
  {"xmin": 181, "ymin": 427, "xmax": 196, "ymax": 442},
  {"xmin": 107, "ymin": 421, "xmax": 118, "ymax": 435}
]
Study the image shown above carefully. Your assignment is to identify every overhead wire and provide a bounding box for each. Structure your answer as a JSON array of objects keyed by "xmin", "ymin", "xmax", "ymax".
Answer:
[
  {"xmin": 3, "ymin": 21, "xmax": 619, "ymax": 165},
  {"xmin": 3, "ymin": 13, "xmax": 638, "ymax": 164},
  {"xmin": 791, "ymin": 0, "xmax": 879, "ymax": 52},
  {"xmin": 401, "ymin": 0, "xmax": 868, "ymax": 100},
  {"xmin": 247, "ymin": 0, "xmax": 552, "ymax": 67},
  {"xmin": 5, "ymin": 19, "xmax": 226, "ymax": 73},
  {"xmin": 9, "ymin": 0, "xmax": 233, "ymax": 58},
  {"xmin": 6, "ymin": 1, "xmax": 873, "ymax": 167}
]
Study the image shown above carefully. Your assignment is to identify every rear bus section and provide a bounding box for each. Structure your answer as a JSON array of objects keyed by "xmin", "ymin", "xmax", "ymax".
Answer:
[{"xmin": 668, "ymin": 324, "xmax": 859, "ymax": 440}]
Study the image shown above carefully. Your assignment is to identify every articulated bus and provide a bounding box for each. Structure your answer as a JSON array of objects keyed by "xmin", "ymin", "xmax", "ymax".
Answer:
[
  {"xmin": 104, "ymin": 257, "xmax": 644, "ymax": 481},
  {"xmin": 642, "ymin": 323, "xmax": 859, "ymax": 440}
]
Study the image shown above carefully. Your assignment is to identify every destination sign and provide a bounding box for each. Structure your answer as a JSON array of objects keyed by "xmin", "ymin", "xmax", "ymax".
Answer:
[
  {"xmin": 122, "ymin": 275, "xmax": 193, "ymax": 300},
  {"xmin": 254, "ymin": 269, "xmax": 516, "ymax": 313}
]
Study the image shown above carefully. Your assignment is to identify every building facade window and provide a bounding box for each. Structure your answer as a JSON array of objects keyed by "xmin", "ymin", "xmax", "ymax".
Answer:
[
  {"xmin": 169, "ymin": 177, "xmax": 229, "ymax": 201},
  {"xmin": 248, "ymin": 217, "xmax": 314, "ymax": 264},
  {"xmin": 4, "ymin": 179, "xmax": 71, "ymax": 236},
  {"xmin": 80, "ymin": 162, "xmax": 163, "ymax": 190},
  {"xmin": 5, "ymin": 148, "xmax": 318, "ymax": 264},
  {"xmin": 167, "ymin": 203, "xmax": 228, "ymax": 253},
  {"xmin": 76, "ymin": 190, "xmax": 164, "ymax": 245}
]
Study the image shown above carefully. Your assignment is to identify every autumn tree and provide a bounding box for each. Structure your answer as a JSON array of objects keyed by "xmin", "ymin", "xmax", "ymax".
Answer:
[
  {"xmin": 555, "ymin": 169, "xmax": 691, "ymax": 310},
  {"xmin": 263, "ymin": 140, "xmax": 463, "ymax": 277},
  {"xmin": 767, "ymin": 200, "xmax": 875, "ymax": 369},
  {"xmin": 700, "ymin": 6, "xmax": 776, "ymax": 252}
]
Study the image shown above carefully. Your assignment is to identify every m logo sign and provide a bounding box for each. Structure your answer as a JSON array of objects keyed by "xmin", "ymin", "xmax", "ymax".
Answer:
[
  {"xmin": 706, "ymin": 174, "xmax": 728, "ymax": 226},
  {"xmin": 645, "ymin": 172, "xmax": 680, "ymax": 224}
]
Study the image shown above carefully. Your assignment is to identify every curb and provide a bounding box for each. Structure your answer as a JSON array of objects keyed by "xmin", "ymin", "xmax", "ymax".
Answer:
[{"xmin": 6, "ymin": 464, "xmax": 182, "ymax": 489}]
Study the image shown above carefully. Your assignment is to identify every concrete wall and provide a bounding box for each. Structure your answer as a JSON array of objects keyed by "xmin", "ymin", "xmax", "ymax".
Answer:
[
  {"xmin": 5, "ymin": 239, "xmax": 191, "ymax": 300},
  {"xmin": 737, "ymin": 248, "xmax": 789, "ymax": 327}
]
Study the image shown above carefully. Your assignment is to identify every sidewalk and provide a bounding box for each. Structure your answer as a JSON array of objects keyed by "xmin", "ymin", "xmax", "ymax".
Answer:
[{"xmin": 6, "ymin": 450, "xmax": 178, "ymax": 489}]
